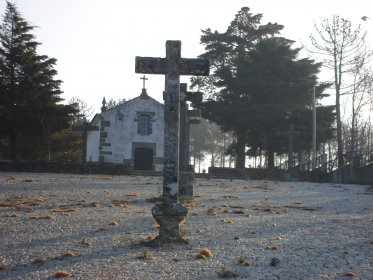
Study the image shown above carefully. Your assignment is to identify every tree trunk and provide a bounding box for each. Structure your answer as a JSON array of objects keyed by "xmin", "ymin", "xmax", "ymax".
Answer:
[
  {"xmin": 336, "ymin": 89, "xmax": 344, "ymax": 167},
  {"xmin": 235, "ymin": 132, "xmax": 246, "ymax": 169},
  {"xmin": 267, "ymin": 150, "xmax": 275, "ymax": 168},
  {"xmin": 9, "ymin": 131, "xmax": 18, "ymax": 159}
]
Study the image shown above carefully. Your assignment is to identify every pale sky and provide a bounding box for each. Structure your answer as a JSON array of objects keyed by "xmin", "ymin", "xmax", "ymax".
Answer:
[{"xmin": 1, "ymin": 0, "xmax": 372, "ymax": 114}]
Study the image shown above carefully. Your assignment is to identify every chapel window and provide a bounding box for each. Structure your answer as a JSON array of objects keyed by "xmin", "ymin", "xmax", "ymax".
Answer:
[{"xmin": 138, "ymin": 114, "xmax": 152, "ymax": 135}]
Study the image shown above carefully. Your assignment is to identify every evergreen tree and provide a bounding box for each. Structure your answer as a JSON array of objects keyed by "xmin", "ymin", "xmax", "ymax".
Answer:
[
  {"xmin": 192, "ymin": 7, "xmax": 335, "ymax": 168},
  {"xmin": 191, "ymin": 7, "xmax": 284, "ymax": 168},
  {"xmin": 234, "ymin": 37, "xmax": 335, "ymax": 167},
  {"xmin": 0, "ymin": 2, "xmax": 77, "ymax": 159}
]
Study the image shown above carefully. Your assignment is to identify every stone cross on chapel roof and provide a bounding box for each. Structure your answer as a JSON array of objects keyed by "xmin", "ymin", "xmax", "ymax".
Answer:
[{"xmin": 140, "ymin": 75, "xmax": 148, "ymax": 90}]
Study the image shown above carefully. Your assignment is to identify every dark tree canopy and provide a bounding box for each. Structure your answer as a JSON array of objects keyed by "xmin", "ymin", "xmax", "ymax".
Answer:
[
  {"xmin": 0, "ymin": 2, "xmax": 78, "ymax": 159},
  {"xmin": 192, "ymin": 7, "xmax": 335, "ymax": 168}
]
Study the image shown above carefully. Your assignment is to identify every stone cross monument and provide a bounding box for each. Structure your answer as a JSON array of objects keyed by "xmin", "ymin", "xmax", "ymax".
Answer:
[
  {"xmin": 135, "ymin": 40, "xmax": 209, "ymax": 242},
  {"xmin": 178, "ymin": 83, "xmax": 202, "ymax": 199}
]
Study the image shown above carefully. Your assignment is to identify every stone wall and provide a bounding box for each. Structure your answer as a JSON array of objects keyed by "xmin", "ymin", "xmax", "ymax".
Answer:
[
  {"xmin": 329, "ymin": 163, "xmax": 373, "ymax": 185},
  {"xmin": 208, "ymin": 167, "xmax": 328, "ymax": 182},
  {"xmin": 208, "ymin": 167, "xmax": 286, "ymax": 180}
]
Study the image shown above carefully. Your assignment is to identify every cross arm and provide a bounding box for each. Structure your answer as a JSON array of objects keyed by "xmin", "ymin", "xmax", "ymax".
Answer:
[
  {"xmin": 180, "ymin": 58, "xmax": 209, "ymax": 76},
  {"xmin": 135, "ymin": 57, "xmax": 167, "ymax": 74},
  {"xmin": 136, "ymin": 56, "xmax": 209, "ymax": 76}
]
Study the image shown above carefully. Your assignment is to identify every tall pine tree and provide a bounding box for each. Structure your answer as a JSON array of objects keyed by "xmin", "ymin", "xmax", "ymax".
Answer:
[
  {"xmin": 192, "ymin": 7, "xmax": 335, "ymax": 168},
  {"xmin": 0, "ymin": 2, "xmax": 78, "ymax": 159},
  {"xmin": 191, "ymin": 7, "xmax": 284, "ymax": 168}
]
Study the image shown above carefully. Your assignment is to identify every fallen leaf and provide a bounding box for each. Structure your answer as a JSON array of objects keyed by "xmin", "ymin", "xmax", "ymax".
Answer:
[
  {"xmin": 197, "ymin": 248, "xmax": 213, "ymax": 259},
  {"xmin": 55, "ymin": 270, "xmax": 72, "ymax": 278},
  {"xmin": 343, "ymin": 272, "xmax": 356, "ymax": 277}
]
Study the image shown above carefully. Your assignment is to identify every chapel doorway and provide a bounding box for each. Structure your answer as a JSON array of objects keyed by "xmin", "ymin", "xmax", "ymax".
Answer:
[{"xmin": 134, "ymin": 148, "xmax": 153, "ymax": 171}]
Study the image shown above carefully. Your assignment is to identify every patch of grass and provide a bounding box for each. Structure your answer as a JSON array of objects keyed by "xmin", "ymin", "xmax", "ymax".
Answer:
[
  {"xmin": 9, "ymin": 213, "xmax": 20, "ymax": 218},
  {"xmin": 52, "ymin": 208, "xmax": 76, "ymax": 213},
  {"xmin": 145, "ymin": 197, "xmax": 163, "ymax": 204},
  {"xmin": 21, "ymin": 179, "xmax": 35, "ymax": 183},
  {"xmin": 238, "ymin": 256, "xmax": 251, "ymax": 266},
  {"xmin": 222, "ymin": 185, "xmax": 241, "ymax": 190},
  {"xmin": 32, "ymin": 257, "xmax": 45, "ymax": 264},
  {"xmin": 1, "ymin": 195, "xmax": 24, "ymax": 208},
  {"xmin": 24, "ymin": 200, "xmax": 43, "ymax": 207},
  {"xmin": 29, "ymin": 214, "xmax": 54, "ymax": 220},
  {"xmin": 232, "ymin": 209, "xmax": 245, "ymax": 215},
  {"xmin": 64, "ymin": 251, "xmax": 76, "ymax": 257},
  {"xmin": 181, "ymin": 199, "xmax": 197, "ymax": 208},
  {"xmin": 111, "ymin": 199, "xmax": 131, "ymax": 208},
  {"xmin": 137, "ymin": 248, "xmax": 152, "ymax": 260},
  {"xmin": 81, "ymin": 238, "xmax": 91, "ymax": 246},
  {"xmin": 253, "ymin": 184, "xmax": 273, "ymax": 190},
  {"xmin": 5, "ymin": 176, "xmax": 17, "ymax": 181},
  {"xmin": 251, "ymin": 203, "xmax": 283, "ymax": 214},
  {"xmin": 126, "ymin": 193, "xmax": 139, "ymax": 197},
  {"xmin": 284, "ymin": 205, "xmax": 316, "ymax": 211},
  {"xmin": 265, "ymin": 245, "xmax": 278, "ymax": 250},
  {"xmin": 223, "ymin": 195, "xmax": 239, "ymax": 199},
  {"xmin": 229, "ymin": 205, "xmax": 243, "ymax": 209},
  {"xmin": 207, "ymin": 207, "xmax": 217, "ymax": 215},
  {"xmin": 270, "ymin": 257, "xmax": 280, "ymax": 267},
  {"xmin": 217, "ymin": 267, "xmax": 238, "ymax": 278},
  {"xmin": 221, "ymin": 218, "xmax": 235, "ymax": 224},
  {"xmin": 89, "ymin": 202, "xmax": 101, "ymax": 208}
]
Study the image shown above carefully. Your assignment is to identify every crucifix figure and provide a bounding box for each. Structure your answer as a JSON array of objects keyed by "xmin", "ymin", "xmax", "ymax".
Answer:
[{"xmin": 135, "ymin": 40, "xmax": 209, "ymax": 243}]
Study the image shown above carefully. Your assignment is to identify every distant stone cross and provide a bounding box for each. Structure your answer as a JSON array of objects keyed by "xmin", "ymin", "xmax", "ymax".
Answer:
[
  {"xmin": 135, "ymin": 40, "xmax": 209, "ymax": 242},
  {"xmin": 140, "ymin": 75, "xmax": 148, "ymax": 89}
]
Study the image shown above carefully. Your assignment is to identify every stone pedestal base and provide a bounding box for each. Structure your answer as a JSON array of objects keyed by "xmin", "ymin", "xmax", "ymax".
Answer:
[
  {"xmin": 151, "ymin": 202, "xmax": 188, "ymax": 243},
  {"xmin": 178, "ymin": 171, "xmax": 194, "ymax": 199}
]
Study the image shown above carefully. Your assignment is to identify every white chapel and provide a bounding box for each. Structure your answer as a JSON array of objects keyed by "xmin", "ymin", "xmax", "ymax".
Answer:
[{"xmin": 85, "ymin": 84, "xmax": 164, "ymax": 171}]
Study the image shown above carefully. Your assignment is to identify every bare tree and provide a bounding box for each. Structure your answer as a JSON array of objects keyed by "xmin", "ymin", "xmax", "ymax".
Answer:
[
  {"xmin": 106, "ymin": 97, "xmax": 127, "ymax": 109},
  {"xmin": 68, "ymin": 97, "xmax": 94, "ymax": 123},
  {"xmin": 310, "ymin": 15, "xmax": 372, "ymax": 167},
  {"xmin": 349, "ymin": 65, "xmax": 373, "ymax": 161}
]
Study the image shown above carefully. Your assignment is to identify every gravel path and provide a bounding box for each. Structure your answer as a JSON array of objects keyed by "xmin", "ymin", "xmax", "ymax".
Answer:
[{"xmin": 0, "ymin": 172, "xmax": 372, "ymax": 280}]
